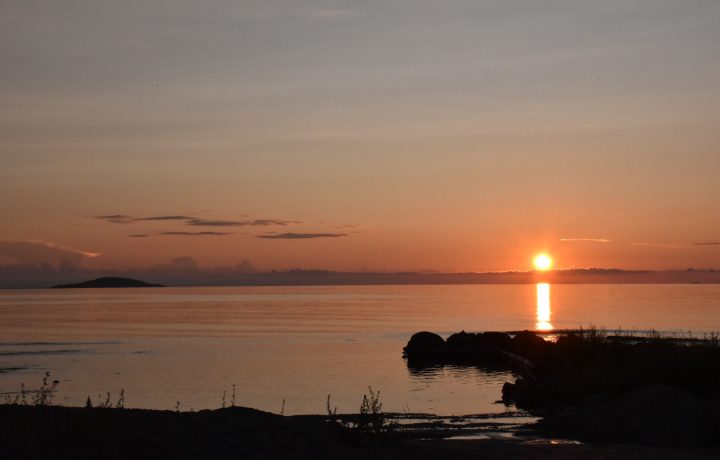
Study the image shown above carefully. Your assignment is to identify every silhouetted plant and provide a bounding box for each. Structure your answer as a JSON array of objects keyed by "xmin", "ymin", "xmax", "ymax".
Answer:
[
  {"xmin": 32, "ymin": 372, "xmax": 59, "ymax": 406},
  {"xmin": 116, "ymin": 389, "xmax": 125, "ymax": 408},
  {"xmin": 357, "ymin": 386, "xmax": 393, "ymax": 434},
  {"xmin": 579, "ymin": 324, "xmax": 607, "ymax": 344},
  {"xmin": 326, "ymin": 394, "xmax": 337, "ymax": 420},
  {"xmin": 2, "ymin": 373, "xmax": 59, "ymax": 406},
  {"xmin": 97, "ymin": 392, "xmax": 112, "ymax": 408},
  {"xmin": 706, "ymin": 331, "xmax": 719, "ymax": 347},
  {"xmin": 280, "ymin": 398, "xmax": 286, "ymax": 416},
  {"xmin": 88, "ymin": 390, "xmax": 125, "ymax": 408}
]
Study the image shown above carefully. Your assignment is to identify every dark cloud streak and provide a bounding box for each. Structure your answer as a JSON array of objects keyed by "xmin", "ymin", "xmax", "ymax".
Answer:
[
  {"xmin": 186, "ymin": 219, "xmax": 245, "ymax": 227},
  {"xmin": 138, "ymin": 215, "xmax": 194, "ymax": 221},
  {"xmin": 95, "ymin": 214, "xmax": 135, "ymax": 224},
  {"xmin": 159, "ymin": 231, "xmax": 232, "ymax": 236},
  {"xmin": 187, "ymin": 218, "xmax": 296, "ymax": 227},
  {"xmin": 96, "ymin": 215, "xmax": 297, "ymax": 227},
  {"xmin": 258, "ymin": 233, "xmax": 346, "ymax": 239}
]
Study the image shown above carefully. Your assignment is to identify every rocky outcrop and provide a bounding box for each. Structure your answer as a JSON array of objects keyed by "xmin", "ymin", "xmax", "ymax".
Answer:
[{"xmin": 403, "ymin": 331, "xmax": 447, "ymax": 355}]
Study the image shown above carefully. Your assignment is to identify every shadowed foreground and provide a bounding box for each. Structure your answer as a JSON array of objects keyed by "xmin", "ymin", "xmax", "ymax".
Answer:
[
  {"xmin": 1, "ymin": 405, "xmax": 719, "ymax": 460},
  {"xmin": 405, "ymin": 329, "xmax": 720, "ymax": 447}
]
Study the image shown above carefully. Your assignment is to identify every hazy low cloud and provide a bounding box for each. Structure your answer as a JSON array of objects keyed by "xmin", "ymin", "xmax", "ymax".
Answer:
[
  {"xmin": 560, "ymin": 238, "xmax": 611, "ymax": 243},
  {"xmin": 0, "ymin": 240, "xmax": 100, "ymax": 265},
  {"xmin": 258, "ymin": 233, "xmax": 346, "ymax": 239},
  {"xmin": 171, "ymin": 256, "xmax": 198, "ymax": 269},
  {"xmin": 695, "ymin": 242, "xmax": 720, "ymax": 246}
]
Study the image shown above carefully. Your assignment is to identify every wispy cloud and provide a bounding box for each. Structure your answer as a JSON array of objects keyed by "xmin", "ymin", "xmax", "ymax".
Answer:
[
  {"xmin": 695, "ymin": 242, "xmax": 720, "ymax": 246},
  {"xmin": 184, "ymin": 219, "xmax": 244, "ymax": 227},
  {"xmin": 560, "ymin": 238, "xmax": 611, "ymax": 243},
  {"xmin": 632, "ymin": 241, "xmax": 680, "ymax": 249},
  {"xmin": 128, "ymin": 231, "xmax": 231, "ymax": 237},
  {"xmin": 95, "ymin": 214, "xmax": 135, "ymax": 224},
  {"xmin": 249, "ymin": 219, "xmax": 299, "ymax": 226},
  {"xmin": 138, "ymin": 215, "xmax": 194, "ymax": 221},
  {"xmin": 159, "ymin": 231, "xmax": 232, "ymax": 236},
  {"xmin": 97, "ymin": 214, "xmax": 190, "ymax": 224},
  {"xmin": 186, "ymin": 218, "xmax": 296, "ymax": 227},
  {"xmin": 258, "ymin": 233, "xmax": 347, "ymax": 239},
  {"xmin": 96, "ymin": 215, "xmax": 297, "ymax": 227},
  {"xmin": 0, "ymin": 240, "xmax": 100, "ymax": 264}
]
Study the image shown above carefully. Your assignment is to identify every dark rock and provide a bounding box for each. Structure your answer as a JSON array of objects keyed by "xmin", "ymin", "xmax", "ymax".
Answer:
[
  {"xmin": 403, "ymin": 331, "xmax": 446, "ymax": 355},
  {"xmin": 510, "ymin": 331, "xmax": 549, "ymax": 358},
  {"xmin": 479, "ymin": 332, "xmax": 513, "ymax": 349},
  {"xmin": 446, "ymin": 331, "xmax": 481, "ymax": 350}
]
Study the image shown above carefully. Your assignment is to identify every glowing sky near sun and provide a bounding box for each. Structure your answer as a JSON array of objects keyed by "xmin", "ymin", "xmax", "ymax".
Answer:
[{"xmin": 1, "ymin": 1, "xmax": 720, "ymax": 272}]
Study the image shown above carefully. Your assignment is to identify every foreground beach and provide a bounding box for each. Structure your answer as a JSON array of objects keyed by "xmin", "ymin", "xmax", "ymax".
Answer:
[{"xmin": 2, "ymin": 404, "xmax": 719, "ymax": 460}]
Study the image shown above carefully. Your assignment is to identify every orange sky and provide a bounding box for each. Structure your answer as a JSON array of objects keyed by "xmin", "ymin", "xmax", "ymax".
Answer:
[{"xmin": 1, "ymin": 1, "xmax": 719, "ymax": 272}]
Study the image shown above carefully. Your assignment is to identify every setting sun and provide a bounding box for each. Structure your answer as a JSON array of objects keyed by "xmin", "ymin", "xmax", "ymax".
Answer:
[{"xmin": 533, "ymin": 253, "xmax": 553, "ymax": 271}]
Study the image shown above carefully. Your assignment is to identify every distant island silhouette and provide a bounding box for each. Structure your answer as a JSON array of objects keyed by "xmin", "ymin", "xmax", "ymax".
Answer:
[{"xmin": 50, "ymin": 277, "xmax": 164, "ymax": 289}]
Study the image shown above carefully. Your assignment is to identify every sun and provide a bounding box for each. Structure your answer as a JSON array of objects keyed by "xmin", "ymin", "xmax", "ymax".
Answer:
[{"xmin": 533, "ymin": 253, "xmax": 553, "ymax": 271}]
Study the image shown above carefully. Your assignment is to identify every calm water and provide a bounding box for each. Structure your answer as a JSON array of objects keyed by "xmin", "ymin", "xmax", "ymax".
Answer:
[{"xmin": 1, "ymin": 284, "xmax": 719, "ymax": 415}]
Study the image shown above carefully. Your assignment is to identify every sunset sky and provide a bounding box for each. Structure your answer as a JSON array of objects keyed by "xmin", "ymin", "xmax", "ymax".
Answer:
[{"xmin": 1, "ymin": 1, "xmax": 719, "ymax": 272}]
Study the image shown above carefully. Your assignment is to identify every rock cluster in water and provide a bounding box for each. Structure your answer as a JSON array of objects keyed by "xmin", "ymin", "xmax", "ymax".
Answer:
[
  {"xmin": 403, "ymin": 329, "xmax": 720, "ymax": 445},
  {"xmin": 403, "ymin": 330, "xmax": 548, "ymax": 363}
]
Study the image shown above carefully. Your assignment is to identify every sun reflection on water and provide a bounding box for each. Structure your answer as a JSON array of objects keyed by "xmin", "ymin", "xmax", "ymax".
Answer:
[{"xmin": 536, "ymin": 283, "xmax": 553, "ymax": 331}]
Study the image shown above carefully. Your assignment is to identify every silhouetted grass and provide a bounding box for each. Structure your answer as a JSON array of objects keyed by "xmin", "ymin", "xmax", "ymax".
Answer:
[{"xmin": 2, "ymin": 372, "xmax": 59, "ymax": 406}]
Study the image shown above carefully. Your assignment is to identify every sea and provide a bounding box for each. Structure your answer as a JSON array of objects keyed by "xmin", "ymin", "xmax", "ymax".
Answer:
[{"xmin": 1, "ymin": 284, "xmax": 719, "ymax": 415}]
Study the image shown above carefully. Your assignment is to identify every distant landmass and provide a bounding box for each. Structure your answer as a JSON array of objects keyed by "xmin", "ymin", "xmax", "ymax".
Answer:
[
  {"xmin": 50, "ymin": 277, "xmax": 164, "ymax": 289},
  {"xmin": 1, "ymin": 268, "xmax": 717, "ymax": 290}
]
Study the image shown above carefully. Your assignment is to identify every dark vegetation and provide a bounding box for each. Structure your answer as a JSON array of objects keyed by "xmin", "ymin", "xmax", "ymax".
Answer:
[
  {"xmin": 50, "ymin": 277, "xmax": 164, "ymax": 289},
  {"xmin": 0, "ymin": 377, "xmax": 404, "ymax": 460},
  {"xmin": 404, "ymin": 328, "xmax": 720, "ymax": 446},
  {"xmin": 7, "ymin": 404, "xmax": 720, "ymax": 460},
  {"xmin": 2, "ymin": 369, "xmax": 720, "ymax": 458}
]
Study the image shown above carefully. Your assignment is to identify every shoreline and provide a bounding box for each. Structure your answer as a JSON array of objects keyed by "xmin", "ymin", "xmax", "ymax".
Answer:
[{"xmin": 2, "ymin": 404, "xmax": 719, "ymax": 459}]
